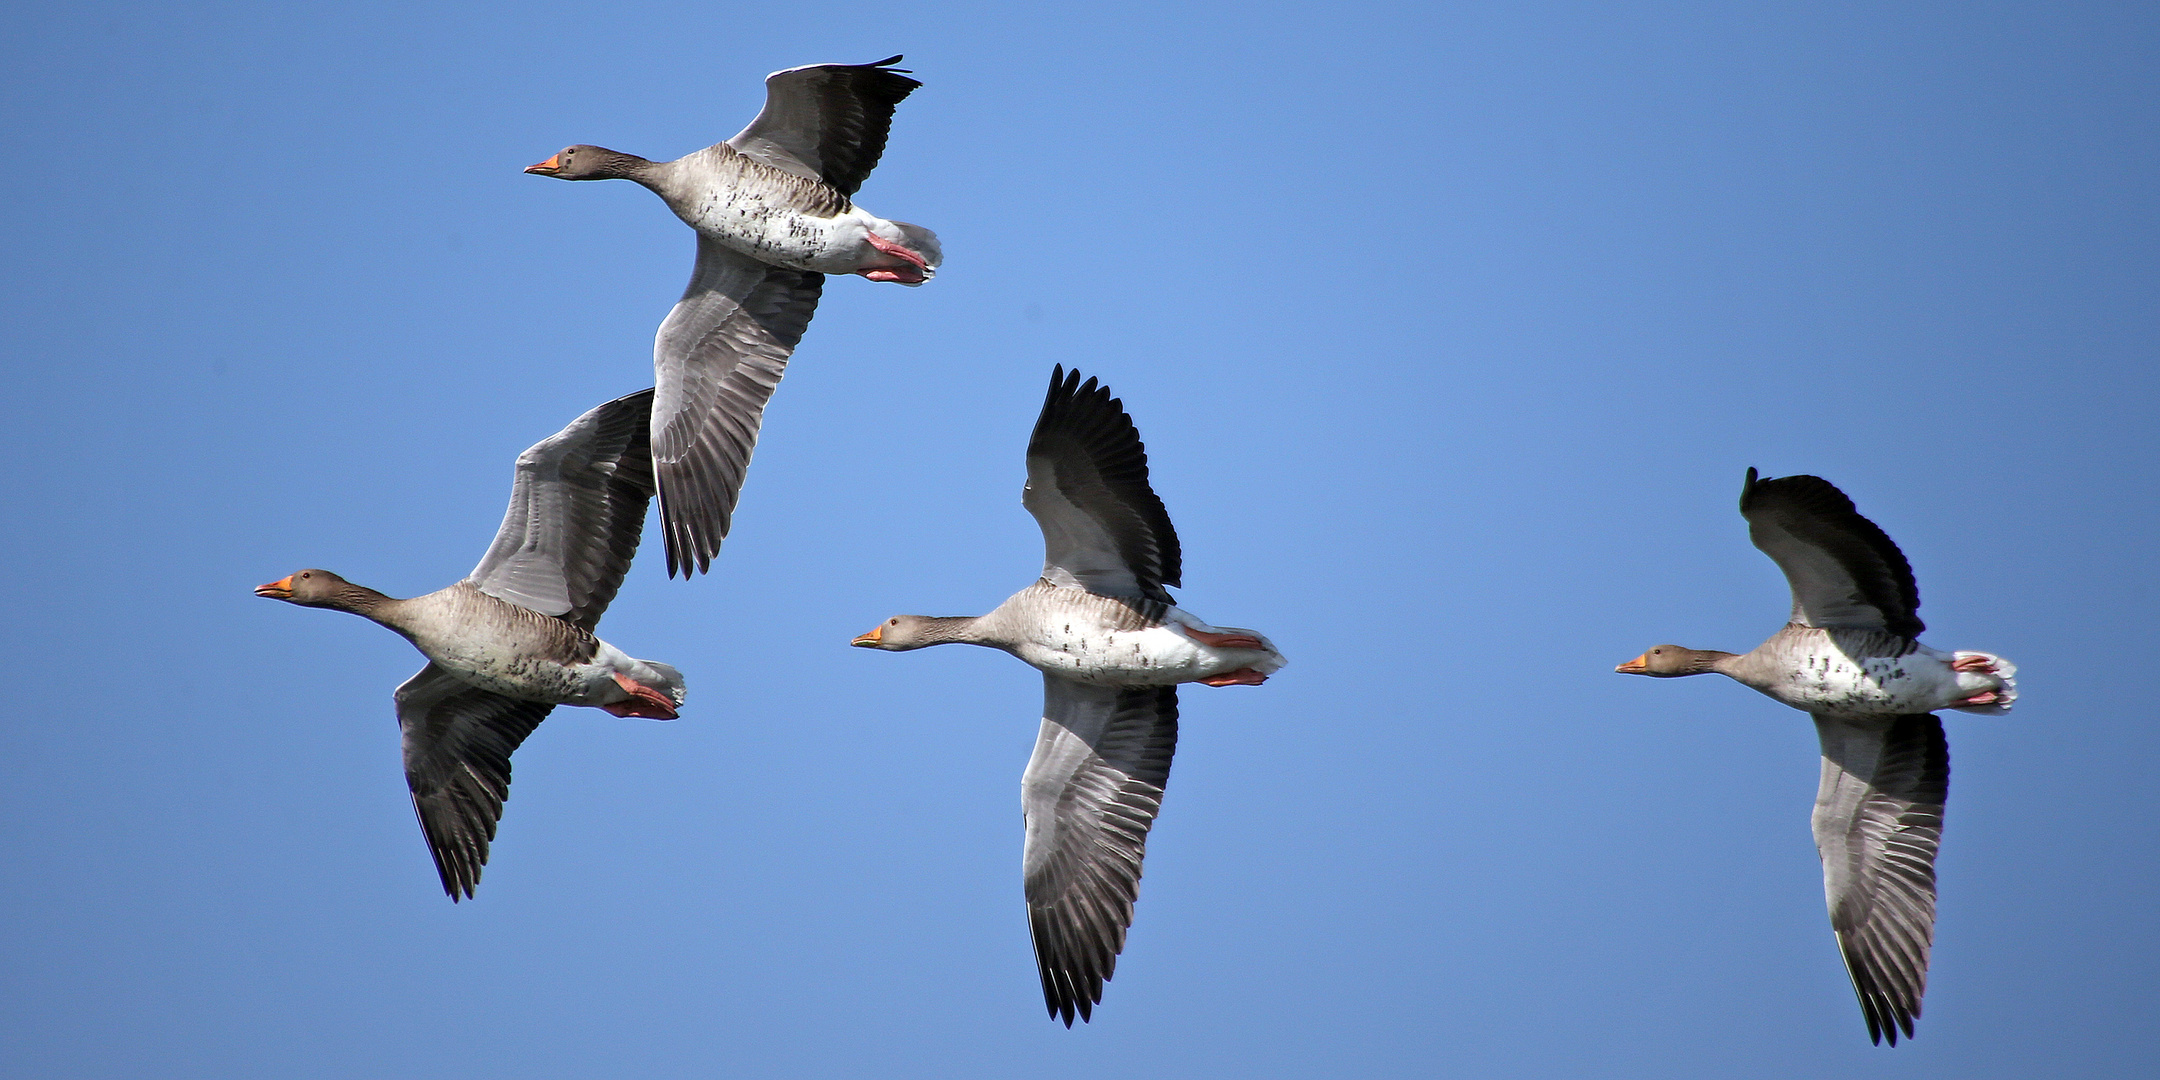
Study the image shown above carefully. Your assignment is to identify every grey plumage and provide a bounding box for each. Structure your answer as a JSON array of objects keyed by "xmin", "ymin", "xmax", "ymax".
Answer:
[
  {"xmin": 651, "ymin": 242, "xmax": 822, "ymax": 576},
  {"xmin": 469, "ymin": 388, "xmax": 656, "ymax": 628},
  {"xmin": 1022, "ymin": 678, "xmax": 1180, "ymax": 1026},
  {"xmin": 395, "ymin": 665, "xmax": 557, "ymax": 900},
  {"xmin": 1742, "ymin": 468, "xmax": 1924, "ymax": 638},
  {"xmin": 1025, "ymin": 366, "xmax": 1182, "ymax": 602},
  {"xmin": 727, "ymin": 55, "xmax": 921, "ymax": 197},
  {"xmin": 1814, "ymin": 714, "xmax": 1949, "ymax": 1046},
  {"xmin": 263, "ymin": 389, "xmax": 675, "ymax": 901},
  {"xmin": 532, "ymin": 58, "xmax": 931, "ymax": 577},
  {"xmin": 1619, "ymin": 468, "xmax": 2014, "ymax": 1044}
]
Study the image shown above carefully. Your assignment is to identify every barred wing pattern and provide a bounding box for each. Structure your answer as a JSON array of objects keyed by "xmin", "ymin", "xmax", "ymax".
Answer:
[
  {"xmin": 1021, "ymin": 677, "xmax": 1180, "ymax": 1026},
  {"xmin": 467, "ymin": 388, "xmax": 655, "ymax": 630},
  {"xmin": 726, "ymin": 56, "xmax": 922, "ymax": 196},
  {"xmin": 394, "ymin": 664, "xmax": 556, "ymax": 900},
  {"xmin": 1742, "ymin": 468, "xmax": 1924, "ymax": 638},
  {"xmin": 1812, "ymin": 713, "xmax": 1950, "ymax": 1045},
  {"xmin": 652, "ymin": 236, "xmax": 823, "ymax": 576},
  {"xmin": 1023, "ymin": 366, "xmax": 1182, "ymax": 603}
]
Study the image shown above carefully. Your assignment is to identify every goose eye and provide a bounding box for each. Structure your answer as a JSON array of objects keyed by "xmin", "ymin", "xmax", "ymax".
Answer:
[{"xmin": 889, "ymin": 618, "xmax": 899, "ymax": 626}]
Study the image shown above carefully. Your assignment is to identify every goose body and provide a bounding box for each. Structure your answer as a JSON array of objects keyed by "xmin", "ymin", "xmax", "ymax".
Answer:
[
  {"xmin": 967, "ymin": 583, "xmax": 1282, "ymax": 688},
  {"xmin": 855, "ymin": 367, "xmax": 1284, "ymax": 1026},
  {"xmin": 527, "ymin": 56, "xmax": 940, "ymax": 577},
  {"xmin": 1617, "ymin": 468, "xmax": 2017, "ymax": 1045},
  {"xmin": 642, "ymin": 143, "xmax": 938, "ymax": 278},
  {"xmin": 384, "ymin": 582, "xmax": 682, "ymax": 710},
  {"xmin": 1718, "ymin": 628, "xmax": 2014, "ymax": 718},
  {"xmin": 257, "ymin": 389, "xmax": 681, "ymax": 899}
]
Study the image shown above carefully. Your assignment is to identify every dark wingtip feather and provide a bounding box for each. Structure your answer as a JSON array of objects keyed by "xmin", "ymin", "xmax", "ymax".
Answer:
[{"xmin": 1742, "ymin": 469, "xmax": 1924, "ymax": 637}]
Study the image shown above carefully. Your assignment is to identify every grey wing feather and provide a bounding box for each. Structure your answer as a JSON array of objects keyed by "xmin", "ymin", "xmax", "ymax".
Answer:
[
  {"xmin": 1021, "ymin": 676, "xmax": 1179, "ymax": 1026},
  {"xmin": 1022, "ymin": 366, "xmax": 1182, "ymax": 602},
  {"xmin": 1741, "ymin": 468, "xmax": 1924, "ymax": 637},
  {"xmin": 652, "ymin": 236, "xmax": 823, "ymax": 577},
  {"xmin": 726, "ymin": 55, "xmax": 921, "ymax": 196},
  {"xmin": 1812, "ymin": 713, "xmax": 1949, "ymax": 1045},
  {"xmin": 395, "ymin": 665, "xmax": 556, "ymax": 901},
  {"xmin": 468, "ymin": 388, "xmax": 656, "ymax": 630}
]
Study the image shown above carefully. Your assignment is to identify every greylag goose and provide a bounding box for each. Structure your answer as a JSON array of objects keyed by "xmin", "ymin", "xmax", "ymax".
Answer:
[
  {"xmin": 526, "ymin": 55, "xmax": 941, "ymax": 578},
  {"xmin": 256, "ymin": 389, "xmax": 682, "ymax": 900},
  {"xmin": 852, "ymin": 367, "xmax": 1286, "ymax": 1026},
  {"xmin": 1616, "ymin": 468, "xmax": 2017, "ymax": 1045}
]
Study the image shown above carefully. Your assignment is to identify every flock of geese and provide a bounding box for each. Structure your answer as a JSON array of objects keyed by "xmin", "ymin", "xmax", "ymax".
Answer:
[{"xmin": 254, "ymin": 56, "xmax": 2018, "ymax": 1044}]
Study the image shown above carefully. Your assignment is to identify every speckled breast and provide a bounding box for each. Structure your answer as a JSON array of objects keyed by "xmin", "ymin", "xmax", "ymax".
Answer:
[{"xmin": 1750, "ymin": 629, "xmax": 1961, "ymax": 717}]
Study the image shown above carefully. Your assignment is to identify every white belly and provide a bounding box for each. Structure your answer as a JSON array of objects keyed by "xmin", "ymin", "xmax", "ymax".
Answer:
[
  {"xmin": 408, "ymin": 633, "xmax": 625, "ymax": 707},
  {"xmin": 1754, "ymin": 644, "xmax": 1966, "ymax": 717},
  {"xmin": 675, "ymin": 190, "xmax": 887, "ymax": 273},
  {"xmin": 1010, "ymin": 623, "xmax": 1216, "ymax": 686}
]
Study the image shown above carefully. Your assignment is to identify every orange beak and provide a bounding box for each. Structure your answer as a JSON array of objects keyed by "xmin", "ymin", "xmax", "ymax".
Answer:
[
  {"xmin": 1614, "ymin": 653, "xmax": 1650, "ymax": 675},
  {"xmin": 851, "ymin": 625, "xmax": 884, "ymax": 647},
  {"xmin": 256, "ymin": 575, "xmax": 296, "ymax": 599},
  {"xmin": 524, "ymin": 153, "xmax": 562, "ymax": 175}
]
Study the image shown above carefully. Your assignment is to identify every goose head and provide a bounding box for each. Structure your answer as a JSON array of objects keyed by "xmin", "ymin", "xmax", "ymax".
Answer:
[
  {"xmin": 1615, "ymin": 645, "xmax": 1732, "ymax": 677},
  {"xmin": 255, "ymin": 569, "xmax": 376, "ymax": 611},
  {"xmin": 524, "ymin": 145, "xmax": 651, "ymax": 181},
  {"xmin": 852, "ymin": 615, "xmax": 973, "ymax": 651}
]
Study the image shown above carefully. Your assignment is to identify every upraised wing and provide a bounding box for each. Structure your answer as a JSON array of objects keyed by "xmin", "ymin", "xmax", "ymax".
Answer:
[
  {"xmin": 726, "ymin": 55, "xmax": 922, "ymax": 197},
  {"xmin": 1021, "ymin": 677, "xmax": 1180, "ymax": 1026},
  {"xmin": 1812, "ymin": 713, "xmax": 1950, "ymax": 1045},
  {"xmin": 651, "ymin": 237, "xmax": 824, "ymax": 577},
  {"xmin": 1022, "ymin": 367, "xmax": 1182, "ymax": 602},
  {"xmin": 395, "ymin": 664, "xmax": 556, "ymax": 900},
  {"xmin": 467, "ymin": 388, "xmax": 656, "ymax": 631},
  {"xmin": 1740, "ymin": 468, "xmax": 1924, "ymax": 638}
]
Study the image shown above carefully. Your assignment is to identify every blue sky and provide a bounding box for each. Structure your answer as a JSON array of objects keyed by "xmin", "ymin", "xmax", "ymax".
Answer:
[{"xmin": 3, "ymin": 2, "xmax": 2155, "ymax": 1077}]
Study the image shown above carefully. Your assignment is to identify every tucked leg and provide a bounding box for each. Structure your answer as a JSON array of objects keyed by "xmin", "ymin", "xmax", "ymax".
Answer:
[
  {"xmin": 1180, "ymin": 627, "xmax": 1268, "ymax": 651},
  {"xmin": 861, "ymin": 232, "xmax": 929, "ymax": 284},
  {"xmin": 1952, "ymin": 654, "xmax": 1999, "ymax": 673},
  {"xmin": 603, "ymin": 673, "xmax": 680, "ymax": 720},
  {"xmin": 1199, "ymin": 668, "xmax": 1269, "ymax": 687}
]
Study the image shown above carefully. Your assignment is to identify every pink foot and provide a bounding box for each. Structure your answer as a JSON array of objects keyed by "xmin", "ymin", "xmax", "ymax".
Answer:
[
  {"xmin": 602, "ymin": 673, "xmax": 679, "ymax": 720},
  {"xmin": 1953, "ymin": 655, "xmax": 1998, "ymax": 673},
  {"xmin": 1199, "ymin": 668, "xmax": 1269, "ymax": 687},
  {"xmin": 1954, "ymin": 690, "xmax": 2000, "ymax": 707},
  {"xmin": 861, "ymin": 232, "xmax": 929, "ymax": 284},
  {"xmin": 1181, "ymin": 627, "xmax": 1267, "ymax": 651}
]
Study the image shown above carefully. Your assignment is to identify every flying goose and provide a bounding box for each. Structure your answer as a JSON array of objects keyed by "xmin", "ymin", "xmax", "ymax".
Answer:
[
  {"xmin": 526, "ymin": 55, "xmax": 941, "ymax": 578},
  {"xmin": 852, "ymin": 367, "xmax": 1286, "ymax": 1025},
  {"xmin": 1616, "ymin": 468, "xmax": 2017, "ymax": 1045},
  {"xmin": 256, "ymin": 389, "xmax": 682, "ymax": 899}
]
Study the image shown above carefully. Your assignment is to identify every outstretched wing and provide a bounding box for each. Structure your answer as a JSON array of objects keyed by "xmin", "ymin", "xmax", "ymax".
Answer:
[
  {"xmin": 467, "ymin": 388, "xmax": 656, "ymax": 630},
  {"xmin": 1812, "ymin": 713, "xmax": 1950, "ymax": 1045},
  {"xmin": 1022, "ymin": 366, "xmax": 1182, "ymax": 602},
  {"xmin": 1021, "ymin": 677, "xmax": 1180, "ymax": 1026},
  {"xmin": 726, "ymin": 55, "xmax": 921, "ymax": 196},
  {"xmin": 651, "ymin": 236, "xmax": 823, "ymax": 577},
  {"xmin": 394, "ymin": 665, "xmax": 556, "ymax": 901},
  {"xmin": 1741, "ymin": 468, "xmax": 1924, "ymax": 638}
]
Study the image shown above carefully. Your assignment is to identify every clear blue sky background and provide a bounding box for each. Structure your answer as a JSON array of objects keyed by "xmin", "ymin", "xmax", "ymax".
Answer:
[{"xmin": 3, "ymin": 2, "xmax": 2154, "ymax": 1077}]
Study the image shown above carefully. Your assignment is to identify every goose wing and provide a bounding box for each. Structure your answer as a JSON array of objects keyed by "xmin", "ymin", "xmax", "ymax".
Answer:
[
  {"xmin": 726, "ymin": 55, "xmax": 921, "ymax": 196},
  {"xmin": 1022, "ymin": 367, "xmax": 1181, "ymax": 602},
  {"xmin": 1812, "ymin": 713, "xmax": 1950, "ymax": 1045},
  {"xmin": 1021, "ymin": 677, "xmax": 1180, "ymax": 1026},
  {"xmin": 650, "ymin": 237, "xmax": 823, "ymax": 577},
  {"xmin": 467, "ymin": 388, "xmax": 656, "ymax": 630},
  {"xmin": 1740, "ymin": 468, "xmax": 1924, "ymax": 637},
  {"xmin": 394, "ymin": 664, "xmax": 556, "ymax": 900}
]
